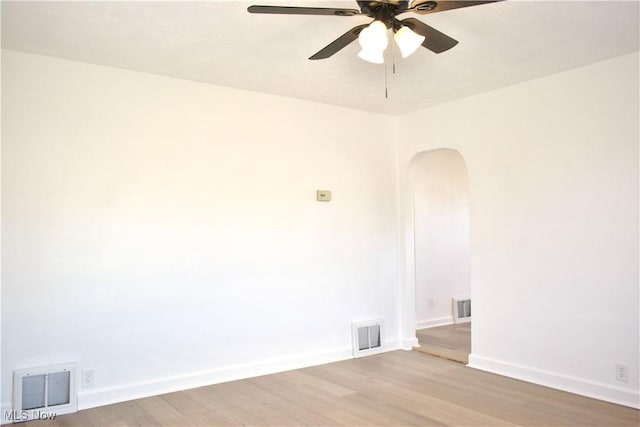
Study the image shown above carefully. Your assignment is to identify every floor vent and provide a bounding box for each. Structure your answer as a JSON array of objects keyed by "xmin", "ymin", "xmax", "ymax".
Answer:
[
  {"xmin": 452, "ymin": 298, "xmax": 471, "ymax": 323},
  {"xmin": 12, "ymin": 363, "xmax": 77, "ymax": 423},
  {"xmin": 352, "ymin": 320, "xmax": 383, "ymax": 357}
]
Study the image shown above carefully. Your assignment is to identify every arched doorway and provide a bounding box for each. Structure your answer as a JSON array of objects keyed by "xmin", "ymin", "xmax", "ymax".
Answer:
[{"xmin": 409, "ymin": 149, "xmax": 471, "ymax": 363}]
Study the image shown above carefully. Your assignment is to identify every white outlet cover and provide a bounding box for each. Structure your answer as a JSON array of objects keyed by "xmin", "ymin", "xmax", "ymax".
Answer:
[
  {"xmin": 82, "ymin": 369, "xmax": 95, "ymax": 386},
  {"xmin": 615, "ymin": 363, "xmax": 629, "ymax": 383}
]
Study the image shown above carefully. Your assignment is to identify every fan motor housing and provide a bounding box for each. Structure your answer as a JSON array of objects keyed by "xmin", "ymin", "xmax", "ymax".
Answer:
[{"xmin": 357, "ymin": 1, "xmax": 412, "ymax": 17}]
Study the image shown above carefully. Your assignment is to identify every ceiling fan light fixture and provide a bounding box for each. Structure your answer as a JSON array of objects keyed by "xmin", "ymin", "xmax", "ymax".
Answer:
[
  {"xmin": 249, "ymin": 1, "xmax": 496, "ymax": 61},
  {"xmin": 394, "ymin": 26, "xmax": 425, "ymax": 58}
]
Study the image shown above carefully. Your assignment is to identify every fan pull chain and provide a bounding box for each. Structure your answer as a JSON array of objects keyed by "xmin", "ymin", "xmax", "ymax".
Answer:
[
  {"xmin": 384, "ymin": 59, "xmax": 388, "ymax": 99},
  {"xmin": 392, "ymin": 34, "xmax": 397, "ymax": 74},
  {"xmin": 383, "ymin": 36, "xmax": 397, "ymax": 99}
]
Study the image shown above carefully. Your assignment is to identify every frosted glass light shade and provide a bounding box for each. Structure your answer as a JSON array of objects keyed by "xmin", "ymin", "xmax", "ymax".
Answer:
[
  {"xmin": 358, "ymin": 20, "xmax": 388, "ymax": 50},
  {"xmin": 394, "ymin": 26, "xmax": 425, "ymax": 58},
  {"xmin": 357, "ymin": 48, "xmax": 384, "ymax": 64}
]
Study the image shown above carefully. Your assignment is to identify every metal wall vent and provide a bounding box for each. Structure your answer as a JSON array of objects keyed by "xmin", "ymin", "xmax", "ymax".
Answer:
[
  {"xmin": 452, "ymin": 298, "xmax": 471, "ymax": 323},
  {"xmin": 12, "ymin": 363, "xmax": 77, "ymax": 423},
  {"xmin": 352, "ymin": 320, "xmax": 383, "ymax": 357}
]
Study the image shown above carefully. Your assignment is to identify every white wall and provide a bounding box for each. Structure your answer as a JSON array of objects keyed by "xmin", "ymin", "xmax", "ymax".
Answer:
[
  {"xmin": 398, "ymin": 52, "xmax": 639, "ymax": 408},
  {"xmin": 1, "ymin": 50, "xmax": 400, "ymax": 412},
  {"xmin": 412, "ymin": 150, "xmax": 470, "ymax": 328},
  {"xmin": 2, "ymin": 47, "xmax": 638, "ymax": 414}
]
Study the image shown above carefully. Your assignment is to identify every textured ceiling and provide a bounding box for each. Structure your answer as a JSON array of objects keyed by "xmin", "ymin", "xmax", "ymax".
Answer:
[{"xmin": 2, "ymin": 1, "xmax": 639, "ymax": 115}]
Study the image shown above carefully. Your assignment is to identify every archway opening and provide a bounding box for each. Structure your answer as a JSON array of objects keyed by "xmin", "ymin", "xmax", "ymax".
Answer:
[{"xmin": 410, "ymin": 149, "xmax": 471, "ymax": 363}]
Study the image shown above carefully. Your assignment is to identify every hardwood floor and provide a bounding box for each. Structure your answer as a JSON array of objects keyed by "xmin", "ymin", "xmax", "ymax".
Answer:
[
  {"xmin": 415, "ymin": 323, "xmax": 471, "ymax": 364},
  {"xmin": 24, "ymin": 350, "xmax": 639, "ymax": 427}
]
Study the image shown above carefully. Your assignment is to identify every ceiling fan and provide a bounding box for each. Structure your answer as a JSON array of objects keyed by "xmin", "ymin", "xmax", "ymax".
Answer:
[{"xmin": 248, "ymin": 1, "xmax": 500, "ymax": 63}]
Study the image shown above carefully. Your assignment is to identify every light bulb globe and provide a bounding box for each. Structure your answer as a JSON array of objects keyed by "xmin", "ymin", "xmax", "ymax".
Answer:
[
  {"xmin": 358, "ymin": 20, "xmax": 389, "ymax": 51},
  {"xmin": 394, "ymin": 26, "xmax": 425, "ymax": 58},
  {"xmin": 357, "ymin": 48, "xmax": 385, "ymax": 64}
]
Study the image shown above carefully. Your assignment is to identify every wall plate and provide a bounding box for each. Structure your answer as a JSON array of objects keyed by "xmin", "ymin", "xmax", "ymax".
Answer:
[{"xmin": 317, "ymin": 190, "xmax": 331, "ymax": 201}]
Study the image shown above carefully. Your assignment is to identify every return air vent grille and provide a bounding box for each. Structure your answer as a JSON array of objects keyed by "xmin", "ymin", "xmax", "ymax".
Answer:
[
  {"xmin": 453, "ymin": 298, "xmax": 471, "ymax": 323},
  {"xmin": 352, "ymin": 320, "xmax": 383, "ymax": 357},
  {"xmin": 12, "ymin": 363, "xmax": 77, "ymax": 423}
]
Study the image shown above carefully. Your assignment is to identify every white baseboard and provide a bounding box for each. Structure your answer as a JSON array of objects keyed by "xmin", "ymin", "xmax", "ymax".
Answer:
[
  {"xmin": 401, "ymin": 337, "xmax": 419, "ymax": 350},
  {"xmin": 0, "ymin": 340, "xmax": 381, "ymax": 425},
  {"xmin": 0, "ymin": 348, "xmax": 348, "ymax": 424},
  {"xmin": 416, "ymin": 316, "xmax": 454, "ymax": 330},
  {"xmin": 1, "ymin": 343, "xmax": 406, "ymax": 424},
  {"xmin": 76, "ymin": 346, "xmax": 354, "ymax": 411},
  {"xmin": 355, "ymin": 341, "xmax": 404, "ymax": 358},
  {"xmin": 468, "ymin": 354, "xmax": 640, "ymax": 409}
]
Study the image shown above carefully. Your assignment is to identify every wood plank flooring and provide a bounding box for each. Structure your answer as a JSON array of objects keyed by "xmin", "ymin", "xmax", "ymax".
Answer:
[
  {"xmin": 415, "ymin": 323, "xmax": 471, "ymax": 364},
  {"xmin": 25, "ymin": 350, "xmax": 639, "ymax": 427}
]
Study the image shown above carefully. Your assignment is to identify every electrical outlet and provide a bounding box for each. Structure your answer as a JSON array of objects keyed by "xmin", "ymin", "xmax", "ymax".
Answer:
[
  {"xmin": 428, "ymin": 299, "xmax": 435, "ymax": 309},
  {"xmin": 82, "ymin": 369, "xmax": 95, "ymax": 387},
  {"xmin": 615, "ymin": 363, "xmax": 628, "ymax": 383}
]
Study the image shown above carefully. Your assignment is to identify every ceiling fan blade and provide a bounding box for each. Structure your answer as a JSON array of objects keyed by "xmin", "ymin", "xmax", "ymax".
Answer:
[
  {"xmin": 309, "ymin": 24, "xmax": 368, "ymax": 60},
  {"xmin": 247, "ymin": 5, "xmax": 360, "ymax": 16},
  {"xmin": 400, "ymin": 18, "xmax": 458, "ymax": 53},
  {"xmin": 408, "ymin": 0, "xmax": 501, "ymax": 15}
]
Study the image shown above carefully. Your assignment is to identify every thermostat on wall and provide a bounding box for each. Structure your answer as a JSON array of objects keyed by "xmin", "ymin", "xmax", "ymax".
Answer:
[{"xmin": 317, "ymin": 190, "xmax": 331, "ymax": 201}]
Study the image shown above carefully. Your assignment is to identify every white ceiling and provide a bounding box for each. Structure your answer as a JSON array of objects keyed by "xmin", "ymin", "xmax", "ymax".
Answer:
[{"xmin": 2, "ymin": 1, "xmax": 639, "ymax": 115}]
